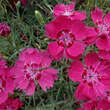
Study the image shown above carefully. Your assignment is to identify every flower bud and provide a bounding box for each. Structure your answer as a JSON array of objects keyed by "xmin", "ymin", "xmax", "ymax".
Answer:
[
  {"xmin": 35, "ymin": 10, "xmax": 44, "ymax": 24},
  {"xmin": 15, "ymin": 1, "xmax": 21, "ymax": 9}
]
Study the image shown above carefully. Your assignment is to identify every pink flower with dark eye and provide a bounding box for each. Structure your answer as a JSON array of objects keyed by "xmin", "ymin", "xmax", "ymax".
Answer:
[
  {"xmin": 0, "ymin": 23, "xmax": 10, "ymax": 37},
  {"xmin": 0, "ymin": 97, "xmax": 22, "ymax": 110},
  {"xmin": 53, "ymin": 3, "xmax": 86, "ymax": 21},
  {"xmin": 12, "ymin": 48, "xmax": 58, "ymax": 95},
  {"xmin": 90, "ymin": 8, "xmax": 110, "ymax": 51},
  {"xmin": 46, "ymin": 16, "xmax": 96, "ymax": 60},
  {"xmin": 68, "ymin": 52, "xmax": 110, "ymax": 100}
]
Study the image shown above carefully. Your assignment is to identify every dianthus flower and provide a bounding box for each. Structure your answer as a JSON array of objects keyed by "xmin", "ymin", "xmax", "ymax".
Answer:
[
  {"xmin": 68, "ymin": 52, "xmax": 110, "ymax": 100},
  {"xmin": 0, "ymin": 23, "xmax": 10, "ymax": 37},
  {"xmin": 0, "ymin": 57, "xmax": 14, "ymax": 104},
  {"xmin": 13, "ymin": 48, "xmax": 58, "ymax": 95},
  {"xmin": 91, "ymin": 8, "xmax": 110, "ymax": 50},
  {"xmin": 0, "ymin": 97, "xmax": 22, "ymax": 110},
  {"xmin": 53, "ymin": 3, "xmax": 86, "ymax": 21},
  {"xmin": 46, "ymin": 16, "xmax": 96, "ymax": 60}
]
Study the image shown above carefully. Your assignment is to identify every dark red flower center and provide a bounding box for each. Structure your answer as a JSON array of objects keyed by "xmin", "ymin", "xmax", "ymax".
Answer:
[
  {"xmin": 24, "ymin": 63, "xmax": 47, "ymax": 80},
  {"xmin": 57, "ymin": 30, "xmax": 74, "ymax": 47},
  {"xmin": 82, "ymin": 66, "xmax": 101, "ymax": 86},
  {"xmin": 24, "ymin": 63, "xmax": 41, "ymax": 80}
]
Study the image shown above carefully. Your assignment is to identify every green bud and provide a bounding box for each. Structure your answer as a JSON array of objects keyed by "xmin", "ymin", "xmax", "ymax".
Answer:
[
  {"xmin": 35, "ymin": 10, "xmax": 44, "ymax": 24},
  {"xmin": 16, "ymin": 1, "xmax": 21, "ymax": 9}
]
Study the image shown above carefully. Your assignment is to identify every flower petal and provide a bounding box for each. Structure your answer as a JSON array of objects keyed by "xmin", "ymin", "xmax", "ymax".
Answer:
[
  {"xmin": 104, "ymin": 12, "xmax": 110, "ymax": 25},
  {"xmin": 96, "ymin": 36, "xmax": 110, "ymax": 51},
  {"xmin": 45, "ymin": 16, "xmax": 72, "ymax": 40},
  {"xmin": 47, "ymin": 42, "xmax": 64, "ymax": 60},
  {"xmin": 53, "ymin": 4, "xmax": 75, "ymax": 17},
  {"xmin": 38, "ymin": 68, "xmax": 58, "ymax": 91},
  {"xmin": 98, "ymin": 50, "xmax": 110, "ymax": 60},
  {"xmin": 68, "ymin": 61, "xmax": 84, "ymax": 82},
  {"xmin": 26, "ymin": 81, "xmax": 35, "ymax": 95},
  {"xmin": 85, "ymin": 52, "xmax": 99, "ymax": 68},
  {"xmin": 72, "ymin": 11, "xmax": 86, "ymax": 21},
  {"xmin": 0, "ymin": 92, "xmax": 8, "ymax": 104},
  {"xmin": 75, "ymin": 83, "xmax": 96, "ymax": 100},
  {"xmin": 66, "ymin": 41, "xmax": 86, "ymax": 57},
  {"xmin": 91, "ymin": 8, "xmax": 103, "ymax": 24},
  {"xmin": 72, "ymin": 20, "xmax": 88, "ymax": 40}
]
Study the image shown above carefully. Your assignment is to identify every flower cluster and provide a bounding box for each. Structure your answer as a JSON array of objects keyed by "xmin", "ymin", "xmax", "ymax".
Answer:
[
  {"xmin": 1, "ymin": 1, "xmax": 110, "ymax": 109},
  {"xmin": 0, "ymin": 48, "xmax": 58, "ymax": 108},
  {"xmin": 46, "ymin": 3, "xmax": 110, "ymax": 110}
]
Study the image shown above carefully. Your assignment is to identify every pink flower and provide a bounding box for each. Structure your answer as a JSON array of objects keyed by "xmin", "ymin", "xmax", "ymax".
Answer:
[
  {"xmin": 46, "ymin": 16, "xmax": 96, "ymax": 60},
  {"xmin": 12, "ymin": 48, "xmax": 58, "ymax": 95},
  {"xmin": 68, "ymin": 52, "xmax": 110, "ymax": 100},
  {"xmin": 0, "ymin": 23, "xmax": 10, "ymax": 37},
  {"xmin": 53, "ymin": 3, "xmax": 86, "ymax": 21},
  {"xmin": 91, "ymin": 8, "xmax": 110, "ymax": 51},
  {"xmin": 46, "ymin": 16, "xmax": 86, "ymax": 60},
  {"xmin": 0, "ymin": 97, "xmax": 22, "ymax": 110},
  {"xmin": 0, "ymin": 57, "xmax": 14, "ymax": 104}
]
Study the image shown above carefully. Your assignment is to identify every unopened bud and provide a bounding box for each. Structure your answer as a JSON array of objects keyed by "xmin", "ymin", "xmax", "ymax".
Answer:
[
  {"xmin": 16, "ymin": 1, "xmax": 21, "ymax": 9},
  {"xmin": 35, "ymin": 10, "xmax": 44, "ymax": 24}
]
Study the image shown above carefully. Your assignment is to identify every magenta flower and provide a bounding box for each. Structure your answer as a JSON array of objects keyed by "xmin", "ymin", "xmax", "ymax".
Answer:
[
  {"xmin": 0, "ymin": 58, "xmax": 14, "ymax": 104},
  {"xmin": 53, "ymin": 3, "xmax": 86, "ymax": 21},
  {"xmin": 0, "ymin": 23, "xmax": 10, "ymax": 37},
  {"xmin": 0, "ymin": 97, "xmax": 22, "ymax": 110},
  {"xmin": 68, "ymin": 52, "xmax": 110, "ymax": 100},
  {"xmin": 12, "ymin": 48, "xmax": 58, "ymax": 95},
  {"xmin": 46, "ymin": 16, "xmax": 96, "ymax": 60},
  {"xmin": 91, "ymin": 8, "xmax": 110, "ymax": 51}
]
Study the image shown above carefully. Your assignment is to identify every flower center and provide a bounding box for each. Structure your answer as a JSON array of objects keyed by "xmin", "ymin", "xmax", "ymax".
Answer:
[
  {"xmin": 24, "ymin": 63, "xmax": 41, "ymax": 80},
  {"xmin": 82, "ymin": 66, "xmax": 101, "ymax": 86},
  {"xmin": 57, "ymin": 30, "xmax": 74, "ymax": 47},
  {"xmin": 98, "ymin": 22, "xmax": 110, "ymax": 36},
  {"xmin": 63, "ymin": 10, "xmax": 73, "ymax": 16}
]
